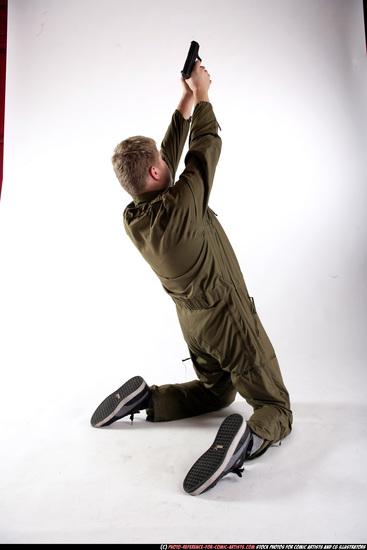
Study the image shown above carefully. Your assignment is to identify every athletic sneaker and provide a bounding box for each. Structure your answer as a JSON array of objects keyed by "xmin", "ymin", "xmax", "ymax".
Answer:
[
  {"xmin": 183, "ymin": 414, "xmax": 255, "ymax": 496},
  {"xmin": 90, "ymin": 376, "xmax": 151, "ymax": 428}
]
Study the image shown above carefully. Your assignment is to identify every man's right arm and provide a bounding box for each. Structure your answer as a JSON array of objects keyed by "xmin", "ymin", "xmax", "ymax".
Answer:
[{"xmin": 177, "ymin": 78, "xmax": 194, "ymax": 120}]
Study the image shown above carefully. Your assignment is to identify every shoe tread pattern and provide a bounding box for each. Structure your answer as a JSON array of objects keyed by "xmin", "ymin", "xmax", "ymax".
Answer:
[
  {"xmin": 90, "ymin": 376, "xmax": 144, "ymax": 427},
  {"xmin": 183, "ymin": 414, "xmax": 244, "ymax": 495}
]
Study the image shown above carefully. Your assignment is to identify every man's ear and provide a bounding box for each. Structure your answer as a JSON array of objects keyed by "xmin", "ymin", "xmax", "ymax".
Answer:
[{"xmin": 149, "ymin": 165, "xmax": 160, "ymax": 181}]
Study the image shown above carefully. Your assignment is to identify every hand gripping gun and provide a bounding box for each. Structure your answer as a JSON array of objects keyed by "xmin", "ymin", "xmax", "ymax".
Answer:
[{"xmin": 181, "ymin": 41, "xmax": 201, "ymax": 79}]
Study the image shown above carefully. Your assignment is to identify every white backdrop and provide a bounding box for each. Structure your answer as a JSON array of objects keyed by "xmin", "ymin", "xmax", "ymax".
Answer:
[
  {"xmin": 1, "ymin": 0, "xmax": 367, "ymax": 543},
  {"xmin": 2, "ymin": 0, "xmax": 366, "ymax": 400}
]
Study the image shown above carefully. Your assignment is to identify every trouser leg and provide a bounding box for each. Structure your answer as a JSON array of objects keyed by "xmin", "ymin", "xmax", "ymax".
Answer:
[
  {"xmin": 170, "ymin": 291, "xmax": 292, "ymax": 442},
  {"xmin": 232, "ymin": 353, "xmax": 293, "ymax": 442},
  {"xmin": 149, "ymin": 350, "xmax": 237, "ymax": 422},
  {"xmin": 228, "ymin": 291, "xmax": 293, "ymax": 442},
  {"xmin": 148, "ymin": 291, "xmax": 292, "ymax": 444}
]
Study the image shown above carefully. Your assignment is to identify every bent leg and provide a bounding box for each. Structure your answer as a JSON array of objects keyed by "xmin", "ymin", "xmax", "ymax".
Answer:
[
  {"xmin": 232, "ymin": 354, "xmax": 293, "ymax": 442},
  {"xmin": 228, "ymin": 291, "xmax": 293, "ymax": 442},
  {"xmin": 149, "ymin": 350, "xmax": 237, "ymax": 422},
  {"xmin": 175, "ymin": 291, "xmax": 293, "ymax": 443}
]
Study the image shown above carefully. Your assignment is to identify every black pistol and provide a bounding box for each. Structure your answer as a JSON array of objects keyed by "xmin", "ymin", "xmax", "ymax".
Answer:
[{"xmin": 181, "ymin": 41, "xmax": 201, "ymax": 79}]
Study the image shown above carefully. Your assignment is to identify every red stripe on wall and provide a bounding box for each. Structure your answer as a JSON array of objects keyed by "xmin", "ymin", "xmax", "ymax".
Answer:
[{"xmin": 0, "ymin": 0, "xmax": 7, "ymax": 200}]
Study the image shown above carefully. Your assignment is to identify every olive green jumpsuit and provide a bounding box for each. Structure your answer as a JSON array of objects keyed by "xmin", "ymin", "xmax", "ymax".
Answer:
[{"xmin": 124, "ymin": 102, "xmax": 292, "ymax": 447}]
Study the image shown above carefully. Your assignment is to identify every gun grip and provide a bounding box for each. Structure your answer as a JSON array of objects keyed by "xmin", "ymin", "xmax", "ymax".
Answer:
[{"xmin": 181, "ymin": 41, "xmax": 201, "ymax": 79}]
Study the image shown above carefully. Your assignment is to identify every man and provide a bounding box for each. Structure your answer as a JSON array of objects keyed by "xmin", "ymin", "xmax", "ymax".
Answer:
[{"xmin": 91, "ymin": 60, "xmax": 293, "ymax": 496}]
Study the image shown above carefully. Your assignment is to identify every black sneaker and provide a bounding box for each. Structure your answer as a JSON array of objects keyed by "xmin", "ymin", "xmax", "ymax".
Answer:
[
  {"xmin": 90, "ymin": 376, "xmax": 151, "ymax": 428},
  {"xmin": 183, "ymin": 414, "xmax": 253, "ymax": 496}
]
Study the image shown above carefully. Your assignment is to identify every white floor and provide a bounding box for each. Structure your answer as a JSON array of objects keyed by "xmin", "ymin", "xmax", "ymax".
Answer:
[{"xmin": 1, "ymin": 361, "xmax": 366, "ymax": 544}]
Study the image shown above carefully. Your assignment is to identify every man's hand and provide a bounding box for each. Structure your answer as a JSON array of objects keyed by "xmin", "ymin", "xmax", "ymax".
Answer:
[{"xmin": 186, "ymin": 60, "xmax": 211, "ymax": 105}]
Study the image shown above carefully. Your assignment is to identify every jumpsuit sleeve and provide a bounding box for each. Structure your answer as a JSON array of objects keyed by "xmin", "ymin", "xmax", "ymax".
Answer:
[
  {"xmin": 174, "ymin": 102, "xmax": 222, "ymax": 219},
  {"xmin": 160, "ymin": 110, "xmax": 191, "ymax": 183}
]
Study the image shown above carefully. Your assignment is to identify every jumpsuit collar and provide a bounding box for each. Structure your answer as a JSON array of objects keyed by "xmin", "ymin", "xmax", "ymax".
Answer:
[{"xmin": 132, "ymin": 190, "xmax": 164, "ymax": 205}]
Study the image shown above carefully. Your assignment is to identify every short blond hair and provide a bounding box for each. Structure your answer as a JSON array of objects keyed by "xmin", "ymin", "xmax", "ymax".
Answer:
[{"xmin": 112, "ymin": 136, "xmax": 159, "ymax": 195}]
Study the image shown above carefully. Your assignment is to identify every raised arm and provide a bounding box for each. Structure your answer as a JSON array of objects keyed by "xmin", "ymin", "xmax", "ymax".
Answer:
[
  {"xmin": 159, "ymin": 79, "xmax": 193, "ymax": 181},
  {"xmin": 177, "ymin": 59, "xmax": 211, "ymax": 117},
  {"xmin": 185, "ymin": 59, "xmax": 211, "ymax": 106},
  {"xmin": 160, "ymin": 61, "xmax": 212, "ymax": 188},
  {"xmin": 177, "ymin": 77, "xmax": 194, "ymax": 119},
  {"xmin": 173, "ymin": 61, "xmax": 221, "ymax": 217}
]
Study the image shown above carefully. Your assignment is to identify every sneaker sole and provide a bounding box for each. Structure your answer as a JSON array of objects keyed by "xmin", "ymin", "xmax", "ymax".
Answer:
[
  {"xmin": 90, "ymin": 376, "xmax": 148, "ymax": 428},
  {"xmin": 183, "ymin": 414, "xmax": 247, "ymax": 496}
]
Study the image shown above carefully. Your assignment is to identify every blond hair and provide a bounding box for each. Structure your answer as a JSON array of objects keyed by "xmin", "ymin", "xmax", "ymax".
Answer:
[{"xmin": 112, "ymin": 136, "xmax": 159, "ymax": 196}]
